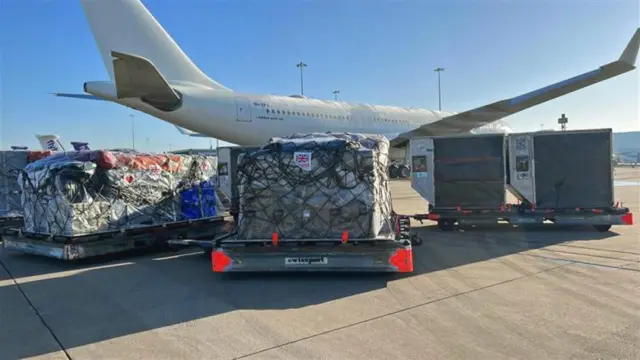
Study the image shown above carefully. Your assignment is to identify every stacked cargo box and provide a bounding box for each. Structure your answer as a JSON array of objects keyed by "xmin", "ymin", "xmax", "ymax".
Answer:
[
  {"xmin": 235, "ymin": 132, "xmax": 395, "ymax": 240},
  {"xmin": 18, "ymin": 150, "xmax": 222, "ymax": 236}
]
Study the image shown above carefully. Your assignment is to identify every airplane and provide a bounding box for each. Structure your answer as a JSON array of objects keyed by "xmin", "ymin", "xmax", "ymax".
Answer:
[{"xmin": 53, "ymin": 0, "xmax": 639, "ymax": 179}]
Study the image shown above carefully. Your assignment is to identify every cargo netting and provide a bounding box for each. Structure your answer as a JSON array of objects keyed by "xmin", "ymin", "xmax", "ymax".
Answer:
[
  {"xmin": 17, "ymin": 150, "xmax": 223, "ymax": 236},
  {"xmin": 235, "ymin": 132, "xmax": 395, "ymax": 240}
]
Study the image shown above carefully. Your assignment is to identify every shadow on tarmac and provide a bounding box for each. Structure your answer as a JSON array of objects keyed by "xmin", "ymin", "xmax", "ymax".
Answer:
[{"xmin": 0, "ymin": 224, "xmax": 618, "ymax": 359}]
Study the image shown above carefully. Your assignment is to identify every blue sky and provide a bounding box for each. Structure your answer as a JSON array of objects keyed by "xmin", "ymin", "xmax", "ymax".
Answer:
[{"xmin": 0, "ymin": 0, "xmax": 638, "ymax": 152}]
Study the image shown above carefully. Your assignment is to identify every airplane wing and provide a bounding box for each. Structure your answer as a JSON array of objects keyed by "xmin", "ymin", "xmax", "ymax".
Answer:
[
  {"xmin": 52, "ymin": 93, "xmax": 107, "ymax": 101},
  {"xmin": 391, "ymin": 28, "xmax": 639, "ymax": 148}
]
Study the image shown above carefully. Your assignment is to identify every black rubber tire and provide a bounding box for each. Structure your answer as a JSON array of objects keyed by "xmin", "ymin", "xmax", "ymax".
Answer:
[
  {"xmin": 400, "ymin": 165, "xmax": 411, "ymax": 178},
  {"xmin": 389, "ymin": 165, "xmax": 400, "ymax": 179},
  {"xmin": 438, "ymin": 219, "xmax": 455, "ymax": 231},
  {"xmin": 202, "ymin": 247, "xmax": 213, "ymax": 259},
  {"xmin": 593, "ymin": 224, "xmax": 612, "ymax": 232}
]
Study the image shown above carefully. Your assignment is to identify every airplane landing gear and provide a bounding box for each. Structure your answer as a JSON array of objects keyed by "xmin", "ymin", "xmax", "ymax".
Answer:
[{"xmin": 389, "ymin": 164, "xmax": 411, "ymax": 179}]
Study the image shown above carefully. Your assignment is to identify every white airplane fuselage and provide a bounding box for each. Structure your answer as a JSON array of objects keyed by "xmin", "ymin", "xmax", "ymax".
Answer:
[{"xmin": 86, "ymin": 79, "xmax": 457, "ymax": 159}]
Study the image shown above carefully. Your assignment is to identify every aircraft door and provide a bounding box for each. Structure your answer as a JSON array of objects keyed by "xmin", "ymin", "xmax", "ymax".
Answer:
[{"xmin": 235, "ymin": 97, "xmax": 252, "ymax": 122}]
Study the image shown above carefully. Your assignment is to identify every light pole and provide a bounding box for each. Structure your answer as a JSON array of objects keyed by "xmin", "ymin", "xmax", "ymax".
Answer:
[
  {"xmin": 129, "ymin": 114, "xmax": 136, "ymax": 150},
  {"xmin": 296, "ymin": 62, "xmax": 307, "ymax": 95},
  {"xmin": 333, "ymin": 89, "xmax": 340, "ymax": 101},
  {"xmin": 434, "ymin": 67, "xmax": 445, "ymax": 111}
]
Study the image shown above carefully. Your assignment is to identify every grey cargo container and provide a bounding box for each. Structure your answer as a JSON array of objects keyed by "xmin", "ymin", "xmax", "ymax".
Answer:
[
  {"xmin": 0, "ymin": 151, "xmax": 29, "ymax": 217},
  {"xmin": 506, "ymin": 128, "xmax": 614, "ymax": 209},
  {"xmin": 216, "ymin": 146, "xmax": 260, "ymax": 215},
  {"xmin": 411, "ymin": 133, "xmax": 507, "ymax": 209}
]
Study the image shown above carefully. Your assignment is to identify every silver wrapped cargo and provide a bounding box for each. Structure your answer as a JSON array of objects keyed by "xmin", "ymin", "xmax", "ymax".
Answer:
[
  {"xmin": 18, "ymin": 150, "xmax": 222, "ymax": 236},
  {"xmin": 235, "ymin": 133, "xmax": 394, "ymax": 240}
]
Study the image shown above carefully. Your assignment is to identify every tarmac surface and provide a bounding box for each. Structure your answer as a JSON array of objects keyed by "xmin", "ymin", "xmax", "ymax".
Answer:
[{"xmin": 1, "ymin": 167, "xmax": 639, "ymax": 360}]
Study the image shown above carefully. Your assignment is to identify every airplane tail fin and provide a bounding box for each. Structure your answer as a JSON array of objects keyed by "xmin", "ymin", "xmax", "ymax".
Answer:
[
  {"xmin": 71, "ymin": 142, "xmax": 91, "ymax": 151},
  {"xmin": 79, "ymin": 0, "xmax": 231, "ymax": 91},
  {"xmin": 36, "ymin": 135, "xmax": 65, "ymax": 152}
]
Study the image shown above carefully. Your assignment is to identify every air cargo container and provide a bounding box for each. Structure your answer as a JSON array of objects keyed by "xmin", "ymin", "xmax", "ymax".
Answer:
[
  {"xmin": 410, "ymin": 133, "xmax": 508, "ymax": 210},
  {"xmin": 410, "ymin": 129, "xmax": 633, "ymax": 231},
  {"xmin": 506, "ymin": 128, "xmax": 614, "ymax": 209}
]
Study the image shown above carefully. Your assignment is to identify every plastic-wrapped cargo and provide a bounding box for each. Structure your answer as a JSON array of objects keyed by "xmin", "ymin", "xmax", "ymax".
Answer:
[
  {"xmin": 18, "ymin": 150, "xmax": 222, "ymax": 236},
  {"xmin": 410, "ymin": 133, "xmax": 507, "ymax": 209},
  {"xmin": 507, "ymin": 128, "xmax": 614, "ymax": 209},
  {"xmin": 0, "ymin": 151, "xmax": 30, "ymax": 217},
  {"xmin": 235, "ymin": 132, "xmax": 394, "ymax": 240}
]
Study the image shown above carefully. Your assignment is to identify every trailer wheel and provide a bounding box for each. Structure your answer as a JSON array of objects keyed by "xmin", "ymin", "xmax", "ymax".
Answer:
[
  {"xmin": 411, "ymin": 233, "xmax": 423, "ymax": 245},
  {"xmin": 202, "ymin": 247, "xmax": 213, "ymax": 259},
  {"xmin": 438, "ymin": 219, "xmax": 455, "ymax": 231},
  {"xmin": 593, "ymin": 224, "xmax": 612, "ymax": 232}
]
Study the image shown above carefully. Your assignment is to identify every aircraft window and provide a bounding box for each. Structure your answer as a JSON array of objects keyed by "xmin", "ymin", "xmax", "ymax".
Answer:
[
  {"xmin": 287, "ymin": 111, "xmax": 290, "ymax": 115},
  {"xmin": 266, "ymin": 109, "xmax": 270, "ymax": 113},
  {"xmin": 297, "ymin": 112, "xmax": 300, "ymax": 116},
  {"xmin": 277, "ymin": 110, "xmax": 281, "ymax": 114}
]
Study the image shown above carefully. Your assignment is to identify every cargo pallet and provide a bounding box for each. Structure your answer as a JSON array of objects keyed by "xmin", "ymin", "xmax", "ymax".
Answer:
[
  {"xmin": 413, "ymin": 204, "xmax": 634, "ymax": 232},
  {"xmin": 170, "ymin": 215, "xmax": 422, "ymax": 273},
  {"xmin": 1, "ymin": 216, "xmax": 227, "ymax": 260}
]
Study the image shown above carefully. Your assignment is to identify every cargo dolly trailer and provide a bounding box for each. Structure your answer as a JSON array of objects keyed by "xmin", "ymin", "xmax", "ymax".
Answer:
[
  {"xmin": 410, "ymin": 129, "xmax": 634, "ymax": 231},
  {"xmin": 206, "ymin": 214, "xmax": 421, "ymax": 273},
  {"xmin": 2, "ymin": 216, "xmax": 227, "ymax": 260}
]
